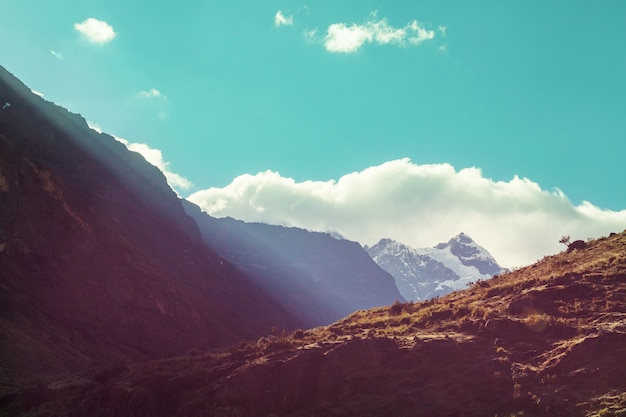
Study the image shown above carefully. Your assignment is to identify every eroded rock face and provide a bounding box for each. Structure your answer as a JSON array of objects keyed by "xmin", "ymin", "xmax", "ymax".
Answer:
[{"xmin": 0, "ymin": 65, "xmax": 298, "ymax": 380}]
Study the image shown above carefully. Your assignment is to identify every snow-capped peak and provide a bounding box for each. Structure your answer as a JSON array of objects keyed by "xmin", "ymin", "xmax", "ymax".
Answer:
[
  {"xmin": 434, "ymin": 232, "xmax": 503, "ymax": 276},
  {"xmin": 328, "ymin": 231, "xmax": 347, "ymax": 241},
  {"xmin": 366, "ymin": 233, "xmax": 506, "ymax": 301}
]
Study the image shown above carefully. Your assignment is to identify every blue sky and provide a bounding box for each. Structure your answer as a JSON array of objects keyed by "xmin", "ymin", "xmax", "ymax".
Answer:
[{"xmin": 2, "ymin": 1, "xmax": 626, "ymax": 266}]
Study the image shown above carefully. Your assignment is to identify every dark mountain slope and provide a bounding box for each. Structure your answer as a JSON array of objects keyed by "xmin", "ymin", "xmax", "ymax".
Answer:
[
  {"xmin": 13, "ymin": 230, "xmax": 626, "ymax": 416},
  {"xmin": 183, "ymin": 202, "xmax": 404, "ymax": 326},
  {"xmin": 0, "ymin": 66, "xmax": 298, "ymax": 384}
]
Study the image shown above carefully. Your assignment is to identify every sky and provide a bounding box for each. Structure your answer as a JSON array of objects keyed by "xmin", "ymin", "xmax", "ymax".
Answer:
[{"xmin": 2, "ymin": 1, "xmax": 626, "ymax": 267}]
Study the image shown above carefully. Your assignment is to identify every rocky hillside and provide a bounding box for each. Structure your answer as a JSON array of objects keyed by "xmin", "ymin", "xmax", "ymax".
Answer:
[
  {"xmin": 367, "ymin": 233, "xmax": 507, "ymax": 301},
  {"xmin": 184, "ymin": 201, "xmax": 404, "ymax": 326},
  {"xmin": 5, "ymin": 231, "xmax": 626, "ymax": 416},
  {"xmin": 0, "ymin": 66, "xmax": 298, "ymax": 383}
]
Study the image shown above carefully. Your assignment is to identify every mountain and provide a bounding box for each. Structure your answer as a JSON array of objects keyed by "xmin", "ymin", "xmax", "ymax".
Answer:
[
  {"xmin": 366, "ymin": 233, "xmax": 507, "ymax": 301},
  {"xmin": 183, "ymin": 201, "xmax": 404, "ymax": 327},
  {"xmin": 0, "ymin": 66, "xmax": 299, "ymax": 383},
  {"xmin": 6, "ymin": 230, "xmax": 625, "ymax": 416}
]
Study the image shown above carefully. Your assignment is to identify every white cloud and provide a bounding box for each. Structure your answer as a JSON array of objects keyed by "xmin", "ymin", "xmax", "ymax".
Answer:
[
  {"xmin": 187, "ymin": 158, "xmax": 626, "ymax": 268},
  {"xmin": 304, "ymin": 28, "xmax": 318, "ymax": 43},
  {"xmin": 406, "ymin": 20, "xmax": 436, "ymax": 44},
  {"xmin": 275, "ymin": 10, "xmax": 294, "ymax": 27},
  {"xmin": 323, "ymin": 17, "xmax": 435, "ymax": 53},
  {"xmin": 74, "ymin": 18, "xmax": 116, "ymax": 44},
  {"xmin": 31, "ymin": 90, "xmax": 44, "ymax": 98},
  {"xmin": 325, "ymin": 23, "xmax": 373, "ymax": 53},
  {"xmin": 121, "ymin": 141, "xmax": 191, "ymax": 191},
  {"xmin": 137, "ymin": 88, "xmax": 165, "ymax": 99},
  {"xmin": 88, "ymin": 122, "xmax": 192, "ymax": 193},
  {"xmin": 136, "ymin": 88, "xmax": 168, "ymax": 121}
]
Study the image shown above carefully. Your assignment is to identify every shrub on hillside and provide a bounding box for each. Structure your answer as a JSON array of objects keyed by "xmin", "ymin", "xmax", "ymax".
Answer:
[{"xmin": 389, "ymin": 301, "xmax": 403, "ymax": 316}]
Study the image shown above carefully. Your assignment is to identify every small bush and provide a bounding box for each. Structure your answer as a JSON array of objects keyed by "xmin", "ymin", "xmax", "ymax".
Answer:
[{"xmin": 389, "ymin": 301, "xmax": 403, "ymax": 316}]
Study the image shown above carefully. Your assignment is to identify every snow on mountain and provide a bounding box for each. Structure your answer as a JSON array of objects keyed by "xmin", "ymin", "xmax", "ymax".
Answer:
[
  {"xmin": 433, "ymin": 232, "xmax": 504, "ymax": 276},
  {"xmin": 366, "ymin": 233, "xmax": 507, "ymax": 301},
  {"xmin": 328, "ymin": 231, "xmax": 347, "ymax": 241}
]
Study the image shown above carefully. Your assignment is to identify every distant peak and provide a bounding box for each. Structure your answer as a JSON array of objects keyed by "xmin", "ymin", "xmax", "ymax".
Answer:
[
  {"xmin": 328, "ymin": 231, "xmax": 347, "ymax": 241},
  {"xmin": 366, "ymin": 238, "xmax": 403, "ymax": 252},
  {"xmin": 435, "ymin": 232, "xmax": 475, "ymax": 249},
  {"xmin": 454, "ymin": 232, "xmax": 474, "ymax": 244}
]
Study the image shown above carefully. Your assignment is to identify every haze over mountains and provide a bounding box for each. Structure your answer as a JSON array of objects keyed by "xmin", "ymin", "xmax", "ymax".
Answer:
[{"xmin": 183, "ymin": 201, "xmax": 403, "ymax": 327}]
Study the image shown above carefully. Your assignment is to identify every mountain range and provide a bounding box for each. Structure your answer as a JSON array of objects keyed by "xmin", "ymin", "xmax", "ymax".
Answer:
[
  {"xmin": 0, "ymin": 64, "xmax": 399, "ymax": 382},
  {"xmin": 1, "ymin": 65, "xmax": 625, "ymax": 416},
  {"xmin": 183, "ymin": 201, "xmax": 403, "ymax": 327},
  {"xmin": 366, "ymin": 232, "xmax": 507, "ymax": 301}
]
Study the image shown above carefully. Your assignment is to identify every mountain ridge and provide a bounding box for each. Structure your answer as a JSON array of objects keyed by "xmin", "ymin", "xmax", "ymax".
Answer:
[
  {"xmin": 0, "ymin": 65, "xmax": 299, "ymax": 382},
  {"xmin": 366, "ymin": 232, "xmax": 507, "ymax": 301},
  {"xmin": 183, "ymin": 201, "xmax": 404, "ymax": 327}
]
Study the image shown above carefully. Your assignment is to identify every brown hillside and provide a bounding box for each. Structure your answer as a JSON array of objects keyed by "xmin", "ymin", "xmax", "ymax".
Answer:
[{"xmin": 4, "ymin": 231, "xmax": 626, "ymax": 416}]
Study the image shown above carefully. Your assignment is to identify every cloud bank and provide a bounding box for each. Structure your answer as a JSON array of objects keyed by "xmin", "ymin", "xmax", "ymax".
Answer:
[
  {"xmin": 74, "ymin": 18, "xmax": 117, "ymax": 44},
  {"xmin": 187, "ymin": 159, "xmax": 626, "ymax": 268},
  {"xmin": 324, "ymin": 17, "xmax": 435, "ymax": 53}
]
